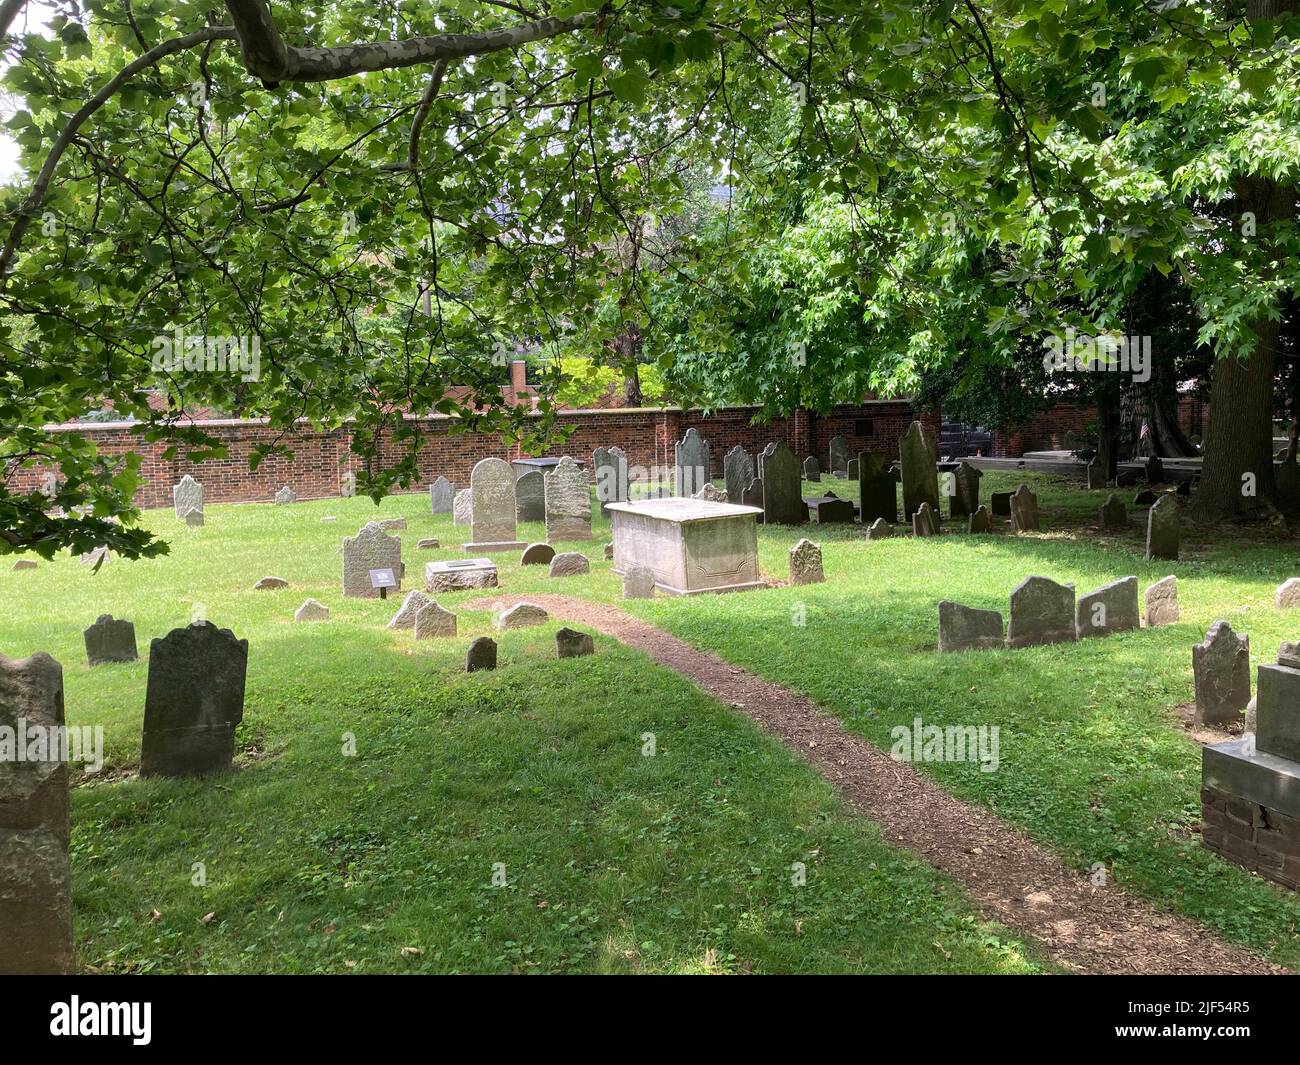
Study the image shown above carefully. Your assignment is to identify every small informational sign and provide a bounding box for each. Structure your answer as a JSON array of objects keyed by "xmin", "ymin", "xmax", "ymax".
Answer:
[{"xmin": 369, "ymin": 567, "xmax": 397, "ymax": 599}]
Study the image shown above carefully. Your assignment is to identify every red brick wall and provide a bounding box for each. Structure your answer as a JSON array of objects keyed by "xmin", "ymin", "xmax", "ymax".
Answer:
[
  {"xmin": 9, "ymin": 400, "xmax": 929, "ymax": 508},
  {"xmin": 989, "ymin": 396, "xmax": 1211, "ymax": 458}
]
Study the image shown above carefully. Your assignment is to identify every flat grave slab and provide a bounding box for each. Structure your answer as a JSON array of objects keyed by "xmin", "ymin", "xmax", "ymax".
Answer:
[
  {"xmin": 424, "ymin": 557, "xmax": 499, "ymax": 591},
  {"xmin": 607, "ymin": 498, "xmax": 763, "ymax": 596}
]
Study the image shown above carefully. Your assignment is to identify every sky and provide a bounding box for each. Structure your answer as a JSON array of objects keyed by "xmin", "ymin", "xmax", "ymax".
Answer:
[{"xmin": 0, "ymin": 1, "xmax": 54, "ymax": 183}]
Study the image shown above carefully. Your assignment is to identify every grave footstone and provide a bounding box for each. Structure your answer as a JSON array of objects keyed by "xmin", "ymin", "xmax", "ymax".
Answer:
[
  {"xmin": 467, "ymin": 457, "xmax": 525, "ymax": 551},
  {"xmin": 865, "ymin": 518, "xmax": 894, "ymax": 540},
  {"xmin": 967, "ymin": 505, "xmax": 992, "ymax": 534},
  {"xmin": 674, "ymin": 428, "xmax": 711, "ymax": 498},
  {"xmin": 1145, "ymin": 575, "xmax": 1179, "ymax": 626},
  {"xmin": 84, "ymin": 614, "xmax": 137, "ymax": 666},
  {"xmin": 803, "ymin": 456, "xmax": 821, "ymax": 483},
  {"xmin": 1007, "ymin": 576, "xmax": 1076, "ymax": 648},
  {"xmin": 938, "ymin": 602, "xmax": 1004, "ymax": 652},
  {"xmin": 0, "ymin": 651, "xmax": 74, "ymax": 973},
  {"xmin": 386, "ymin": 590, "xmax": 433, "ymax": 630},
  {"xmin": 828, "ymin": 435, "xmax": 850, "ymax": 474},
  {"xmin": 1192, "ymin": 621, "xmax": 1251, "ymax": 728},
  {"xmin": 544, "ymin": 456, "xmax": 592, "ymax": 541},
  {"xmin": 758, "ymin": 441, "xmax": 805, "ymax": 524},
  {"xmin": 1099, "ymin": 494, "xmax": 1127, "ymax": 529},
  {"xmin": 900, "ymin": 421, "xmax": 940, "ymax": 519},
  {"xmin": 1075, "ymin": 576, "xmax": 1140, "ymax": 639},
  {"xmin": 593, "ymin": 446, "xmax": 629, "ymax": 513},
  {"xmin": 723, "ymin": 445, "xmax": 755, "ymax": 504},
  {"xmin": 343, "ymin": 522, "xmax": 403, "ymax": 598},
  {"xmin": 414, "ymin": 602, "xmax": 457, "ymax": 640},
  {"xmin": 496, "ymin": 603, "xmax": 548, "ymax": 630},
  {"xmin": 520, "ymin": 543, "xmax": 556, "ymax": 566},
  {"xmin": 1276, "ymin": 578, "xmax": 1300, "ymax": 608},
  {"xmin": 467, "ymin": 637, "xmax": 497, "ymax": 672},
  {"xmin": 294, "ymin": 598, "xmax": 329, "ymax": 622},
  {"xmin": 789, "ymin": 538, "xmax": 824, "ymax": 585},
  {"xmin": 453, "ymin": 488, "xmax": 472, "ymax": 525},
  {"xmin": 911, "ymin": 501, "xmax": 940, "ymax": 537},
  {"xmin": 1086, "ymin": 459, "xmax": 1106, "ymax": 490},
  {"xmin": 549, "ymin": 552, "xmax": 590, "ymax": 578},
  {"xmin": 947, "ymin": 461, "xmax": 982, "ymax": 519},
  {"xmin": 1146, "ymin": 494, "xmax": 1180, "ymax": 561},
  {"xmin": 858, "ymin": 451, "xmax": 898, "ymax": 523},
  {"xmin": 429, "ymin": 476, "xmax": 454, "ymax": 515},
  {"xmin": 274, "ymin": 486, "xmax": 296, "ymax": 505},
  {"xmin": 556, "ymin": 628, "xmax": 595, "ymax": 658},
  {"xmin": 623, "ymin": 566, "xmax": 656, "ymax": 599},
  {"xmin": 1009, "ymin": 484, "xmax": 1039, "ymax": 533},
  {"xmin": 141, "ymin": 622, "xmax": 248, "ymax": 777},
  {"xmin": 173, "ymin": 474, "xmax": 203, "ymax": 521},
  {"xmin": 515, "ymin": 469, "xmax": 545, "ymax": 523}
]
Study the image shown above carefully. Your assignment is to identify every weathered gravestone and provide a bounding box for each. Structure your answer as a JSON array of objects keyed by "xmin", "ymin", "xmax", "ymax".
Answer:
[
  {"xmin": 1192, "ymin": 621, "xmax": 1251, "ymax": 728},
  {"xmin": 0, "ymin": 651, "xmax": 74, "ymax": 973},
  {"xmin": 593, "ymin": 446, "xmax": 629, "ymax": 513},
  {"xmin": 694, "ymin": 482, "xmax": 730, "ymax": 503},
  {"xmin": 938, "ymin": 602, "xmax": 1004, "ymax": 652},
  {"xmin": 556, "ymin": 628, "xmax": 595, "ymax": 659},
  {"xmin": 947, "ymin": 461, "xmax": 982, "ymax": 519},
  {"xmin": 1007, "ymin": 576, "xmax": 1076, "ymax": 648},
  {"xmin": 549, "ymin": 552, "xmax": 590, "ymax": 578},
  {"xmin": 141, "ymin": 622, "xmax": 248, "ymax": 777},
  {"xmin": 1145, "ymin": 575, "xmax": 1179, "ymax": 626},
  {"xmin": 810, "ymin": 497, "xmax": 855, "ymax": 524},
  {"xmin": 912, "ymin": 502, "xmax": 941, "ymax": 537},
  {"xmin": 520, "ymin": 542, "xmax": 556, "ymax": 566},
  {"xmin": 417, "ymin": 538, "xmax": 439, "ymax": 549},
  {"xmin": 84, "ymin": 614, "xmax": 137, "ymax": 666},
  {"xmin": 496, "ymin": 603, "xmax": 549, "ymax": 630},
  {"xmin": 424, "ymin": 558, "xmax": 498, "ymax": 592},
  {"xmin": 1099, "ymin": 494, "xmax": 1127, "ymax": 529},
  {"xmin": 467, "ymin": 457, "xmax": 525, "ymax": 551},
  {"xmin": 1009, "ymin": 484, "xmax": 1039, "ymax": 533},
  {"xmin": 900, "ymin": 421, "xmax": 940, "ymax": 519},
  {"xmin": 453, "ymin": 488, "xmax": 472, "ymax": 525},
  {"xmin": 967, "ymin": 505, "xmax": 992, "ymax": 534},
  {"xmin": 1146, "ymin": 494, "xmax": 1180, "ymax": 561},
  {"xmin": 172, "ymin": 474, "xmax": 203, "ymax": 521},
  {"xmin": 827, "ymin": 435, "xmax": 850, "ymax": 474},
  {"xmin": 865, "ymin": 518, "xmax": 894, "ymax": 540},
  {"xmin": 674, "ymin": 428, "xmax": 711, "ymax": 498},
  {"xmin": 1075, "ymin": 576, "xmax": 1140, "ymax": 639},
  {"xmin": 515, "ymin": 469, "xmax": 545, "ymax": 523},
  {"xmin": 758, "ymin": 442, "xmax": 805, "ymax": 524},
  {"xmin": 378, "ymin": 518, "xmax": 406, "ymax": 532},
  {"xmin": 847, "ymin": 457, "xmax": 859, "ymax": 479},
  {"xmin": 414, "ymin": 602, "xmax": 457, "ymax": 640},
  {"xmin": 182, "ymin": 508, "xmax": 204, "ymax": 527},
  {"xmin": 544, "ymin": 456, "xmax": 592, "ymax": 541},
  {"xmin": 723, "ymin": 446, "xmax": 755, "ymax": 504},
  {"xmin": 858, "ymin": 451, "xmax": 898, "ymax": 524},
  {"xmin": 990, "ymin": 490, "xmax": 1013, "ymax": 516},
  {"xmin": 340, "ymin": 471, "xmax": 356, "ymax": 498},
  {"xmin": 294, "ymin": 598, "xmax": 329, "ymax": 622},
  {"xmin": 789, "ymin": 538, "xmax": 824, "ymax": 585},
  {"xmin": 1086, "ymin": 459, "xmax": 1106, "ymax": 490},
  {"xmin": 386, "ymin": 590, "xmax": 432, "ymax": 630},
  {"xmin": 1276, "ymin": 578, "xmax": 1300, "ymax": 608},
  {"xmin": 429, "ymin": 476, "xmax": 454, "ymax": 515},
  {"xmin": 274, "ymin": 486, "xmax": 296, "ymax": 505},
  {"xmin": 802, "ymin": 456, "xmax": 821, "ymax": 482},
  {"xmin": 466, "ymin": 637, "xmax": 497, "ymax": 673},
  {"xmin": 741, "ymin": 476, "xmax": 764, "ymax": 510},
  {"xmin": 342, "ymin": 522, "xmax": 402, "ymax": 598},
  {"xmin": 623, "ymin": 566, "xmax": 656, "ymax": 599}
]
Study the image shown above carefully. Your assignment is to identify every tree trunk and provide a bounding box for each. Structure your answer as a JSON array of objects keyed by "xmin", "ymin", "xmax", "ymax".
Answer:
[
  {"xmin": 625, "ymin": 363, "xmax": 643, "ymax": 407},
  {"xmin": 1096, "ymin": 377, "xmax": 1121, "ymax": 481}
]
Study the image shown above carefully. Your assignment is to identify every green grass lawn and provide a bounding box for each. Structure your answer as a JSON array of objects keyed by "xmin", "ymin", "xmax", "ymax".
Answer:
[{"xmin": 1, "ymin": 493, "xmax": 1042, "ymax": 974}]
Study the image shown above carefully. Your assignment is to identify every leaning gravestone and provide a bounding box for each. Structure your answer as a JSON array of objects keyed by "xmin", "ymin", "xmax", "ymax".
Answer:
[
  {"xmin": 1009, "ymin": 484, "xmax": 1039, "ymax": 533},
  {"xmin": 1099, "ymin": 494, "xmax": 1127, "ymax": 529},
  {"xmin": 758, "ymin": 441, "xmax": 805, "ymax": 524},
  {"xmin": 912, "ymin": 502, "xmax": 941, "ymax": 537},
  {"xmin": 623, "ymin": 566, "xmax": 656, "ymax": 599},
  {"xmin": 515, "ymin": 470, "xmax": 545, "ymax": 523},
  {"xmin": 1086, "ymin": 459, "xmax": 1106, "ymax": 490},
  {"xmin": 274, "ymin": 486, "xmax": 296, "ymax": 505},
  {"xmin": 0, "ymin": 651, "xmax": 74, "ymax": 973},
  {"xmin": 453, "ymin": 488, "xmax": 472, "ymax": 525},
  {"xmin": 674, "ymin": 428, "xmax": 711, "ymax": 498},
  {"xmin": 496, "ymin": 603, "xmax": 548, "ymax": 630},
  {"xmin": 900, "ymin": 421, "xmax": 940, "ymax": 519},
  {"xmin": 84, "ymin": 614, "xmax": 137, "ymax": 666},
  {"xmin": 342, "ymin": 521, "xmax": 402, "ymax": 598},
  {"xmin": 865, "ymin": 518, "xmax": 894, "ymax": 540},
  {"xmin": 414, "ymin": 602, "xmax": 457, "ymax": 640},
  {"xmin": 467, "ymin": 457, "xmax": 525, "ymax": 551},
  {"xmin": 803, "ymin": 456, "xmax": 821, "ymax": 483},
  {"xmin": 723, "ymin": 445, "xmax": 755, "ymax": 504},
  {"xmin": 544, "ymin": 456, "xmax": 592, "ymax": 541},
  {"xmin": 593, "ymin": 446, "xmax": 629, "ymax": 512},
  {"xmin": 466, "ymin": 637, "xmax": 497, "ymax": 673},
  {"xmin": 1193, "ymin": 621, "xmax": 1251, "ymax": 727},
  {"xmin": 1145, "ymin": 575, "xmax": 1179, "ymax": 626},
  {"xmin": 1007, "ymin": 576, "xmax": 1076, "ymax": 648},
  {"xmin": 141, "ymin": 622, "xmax": 248, "ymax": 777},
  {"xmin": 429, "ymin": 476, "xmax": 454, "ymax": 515},
  {"xmin": 741, "ymin": 476, "xmax": 764, "ymax": 510},
  {"xmin": 827, "ymin": 435, "xmax": 850, "ymax": 474},
  {"xmin": 967, "ymin": 505, "xmax": 992, "ymax": 534},
  {"xmin": 172, "ymin": 474, "xmax": 203, "ymax": 521},
  {"xmin": 386, "ymin": 590, "xmax": 432, "ymax": 630},
  {"xmin": 294, "ymin": 598, "xmax": 329, "ymax": 622},
  {"xmin": 789, "ymin": 538, "xmax": 824, "ymax": 585},
  {"xmin": 1075, "ymin": 576, "xmax": 1139, "ymax": 639},
  {"xmin": 947, "ymin": 461, "xmax": 982, "ymax": 519},
  {"xmin": 1146, "ymin": 494, "xmax": 1179, "ymax": 561},
  {"xmin": 938, "ymin": 602, "xmax": 1004, "ymax": 652},
  {"xmin": 858, "ymin": 451, "xmax": 898, "ymax": 523}
]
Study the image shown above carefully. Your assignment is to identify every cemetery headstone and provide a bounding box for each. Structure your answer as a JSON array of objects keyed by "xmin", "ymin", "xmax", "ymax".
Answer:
[
  {"xmin": 549, "ymin": 552, "xmax": 590, "ymax": 578},
  {"xmin": 694, "ymin": 482, "xmax": 730, "ymax": 503},
  {"xmin": 593, "ymin": 446, "xmax": 629, "ymax": 512},
  {"xmin": 1009, "ymin": 484, "xmax": 1039, "ymax": 533},
  {"xmin": 424, "ymin": 558, "xmax": 498, "ymax": 592},
  {"xmin": 1145, "ymin": 494, "xmax": 1180, "ymax": 561},
  {"xmin": 515, "ymin": 469, "xmax": 545, "ymax": 523},
  {"xmin": 1146, "ymin": 455, "xmax": 1164, "ymax": 484},
  {"xmin": 182, "ymin": 508, "xmax": 204, "ymax": 527},
  {"xmin": 468, "ymin": 457, "xmax": 525, "ymax": 550},
  {"xmin": 1099, "ymin": 494, "xmax": 1127, "ymax": 529},
  {"xmin": 274, "ymin": 486, "xmax": 296, "ymax": 505},
  {"xmin": 141, "ymin": 622, "xmax": 248, "ymax": 777},
  {"xmin": 520, "ymin": 543, "xmax": 556, "ymax": 566},
  {"xmin": 0, "ymin": 651, "xmax": 74, "ymax": 973},
  {"xmin": 623, "ymin": 566, "xmax": 656, "ymax": 599},
  {"xmin": 741, "ymin": 476, "xmax": 764, "ymax": 510},
  {"xmin": 173, "ymin": 474, "xmax": 203, "ymax": 521},
  {"xmin": 723, "ymin": 445, "xmax": 755, "ymax": 504},
  {"xmin": 466, "ymin": 637, "xmax": 497, "ymax": 673},
  {"xmin": 84, "ymin": 615, "xmax": 137, "ymax": 666},
  {"xmin": 340, "ymin": 471, "xmax": 356, "ymax": 497},
  {"xmin": 912, "ymin": 501, "xmax": 940, "ymax": 537},
  {"xmin": 556, "ymin": 628, "xmax": 595, "ymax": 659},
  {"xmin": 827, "ymin": 435, "xmax": 850, "ymax": 474},
  {"xmin": 1086, "ymin": 459, "xmax": 1106, "ymax": 490},
  {"xmin": 294, "ymin": 598, "xmax": 329, "ymax": 622},
  {"xmin": 1075, "ymin": 576, "xmax": 1140, "ymax": 639},
  {"xmin": 938, "ymin": 602, "xmax": 1004, "ymax": 652},
  {"xmin": 758, "ymin": 441, "xmax": 805, "ymax": 524},
  {"xmin": 1275, "ymin": 578, "xmax": 1300, "ymax": 608},
  {"xmin": 865, "ymin": 518, "xmax": 894, "ymax": 540},
  {"xmin": 967, "ymin": 505, "xmax": 992, "ymax": 534},
  {"xmin": 789, "ymin": 538, "xmax": 824, "ymax": 585},
  {"xmin": 429, "ymin": 476, "xmax": 454, "ymax": 514},
  {"xmin": 544, "ymin": 456, "xmax": 592, "ymax": 541},
  {"xmin": 947, "ymin": 461, "xmax": 982, "ymax": 519},
  {"xmin": 386, "ymin": 590, "xmax": 432, "ymax": 630},
  {"xmin": 847, "ymin": 457, "xmax": 859, "ymax": 479},
  {"xmin": 1144, "ymin": 575, "xmax": 1179, "ymax": 626},
  {"xmin": 990, "ymin": 490, "xmax": 1013, "ymax": 516},
  {"xmin": 378, "ymin": 517, "xmax": 406, "ymax": 531},
  {"xmin": 674, "ymin": 427, "xmax": 711, "ymax": 498},
  {"xmin": 810, "ymin": 497, "xmax": 855, "ymax": 523},
  {"xmin": 414, "ymin": 602, "xmax": 457, "ymax": 640},
  {"xmin": 342, "ymin": 521, "xmax": 402, "ymax": 598},
  {"xmin": 899, "ymin": 421, "xmax": 940, "ymax": 519},
  {"xmin": 1193, "ymin": 621, "xmax": 1251, "ymax": 728},
  {"xmin": 453, "ymin": 488, "xmax": 472, "ymax": 525},
  {"xmin": 803, "ymin": 456, "xmax": 821, "ymax": 483},
  {"xmin": 858, "ymin": 451, "xmax": 898, "ymax": 523},
  {"xmin": 496, "ymin": 603, "xmax": 549, "ymax": 630},
  {"xmin": 1007, "ymin": 576, "xmax": 1076, "ymax": 648}
]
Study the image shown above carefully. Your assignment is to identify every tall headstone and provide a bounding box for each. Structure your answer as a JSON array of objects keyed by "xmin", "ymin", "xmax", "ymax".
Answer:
[
  {"xmin": 1145, "ymin": 575, "xmax": 1179, "ymax": 626},
  {"xmin": 1009, "ymin": 484, "xmax": 1039, "ymax": 533},
  {"xmin": 467, "ymin": 457, "xmax": 524, "ymax": 549},
  {"xmin": 84, "ymin": 614, "xmax": 138, "ymax": 666},
  {"xmin": 172, "ymin": 475, "xmax": 203, "ymax": 521},
  {"xmin": 757, "ymin": 441, "xmax": 804, "ymax": 524},
  {"xmin": 674, "ymin": 428, "xmax": 711, "ymax": 498},
  {"xmin": 1086, "ymin": 459, "xmax": 1106, "ymax": 490},
  {"xmin": 723, "ymin": 445, "xmax": 755, "ymax": 504},
  {"xmin": 544, "ymin": 456, "xmax": 592, "ymax": 541},
  {"xmin": 453, "ymin": 488, "xmax": 472, "ymax": 526},
  {"xmin": 1099, "ymin": 494, "xmax": 1127, "ymax": 529},
  {"xmin": 141, "ymin": 622, "xmax": 248, "ymax": 778},
  {"xmin": 827, "ymin": 436, "xmax": 850, "ymax": 474},
  {"xmin": 0, "ymin": 651, "xmax": 74, "ymax": 973},
  {"xmin": 947, "ymin": 461, "xmax": 982, "ymax": 519},
  {"xmin": 1007, "ymin": 576, "xmax": 1076, "ymax": 648},
  {"xmin": 515, "ymin": 469, "xmax": 545, "ymax": 523},
  {"xmin": 789, "ymin": 538, "xmax": 824, "ymax": 585},
  {"xmin": 342, "ymin": 521, "xmax": 402, "ymax": 598},
  {"xmin": 1193, "ymin": 621, "xmax": 1251, "ymax": 728},
  {"xmin": 858, "ymin": 451, "xmax": 898, "ymax": 523},
  {"xmin": 802, "ymin": 456, "xmax": 821, "ymax": 483},
  {"xmin": 899, "ymin": 421, "xmax": 939, "ymax": 519},
  {"xmin": 593, "ymin": 446, "xmax": 629, "ymax": 512},
  {"xmin": 1146, "ymin": 494, "xmax": 1179, "ymax": 561},
  {"xmin": 429, "ymin": 476, "xmax": 454, "ymax": 515},
  {"xmin": 1075, "ymin": 577, "xmax": 1140, "ymax": 639}
]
